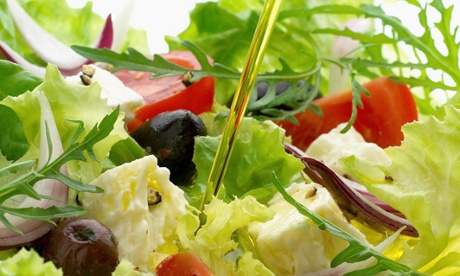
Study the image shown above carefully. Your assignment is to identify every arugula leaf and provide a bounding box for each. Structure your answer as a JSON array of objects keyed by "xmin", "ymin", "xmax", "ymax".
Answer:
[
  {"xmin": 247, "ymin": 70, "xmax": 322, "ymax": 123},
  {"xmin": 73, "ymin": 41, "xmax": 322, "ymax": 123},
  {"xmin": 0, "ymin": 205, "xmax": 84, "ymax": 222},
  {"xmin": 271, "ymin": 172, "xmax": 426, "ymax": 276},
  {"xmin": 0, "ymin": 160, "xmax": 34, "ymax": 177},
  {"xmin": 302, "ymin": 1, "xmax": 460, "ymax": 115},
  {"xmin": 340, "ymin": 73, "xmax": 370, "ymax": 133},
  {"xmin": 0, "ymin": 108, "xmax": 119, "ymax": 231}
]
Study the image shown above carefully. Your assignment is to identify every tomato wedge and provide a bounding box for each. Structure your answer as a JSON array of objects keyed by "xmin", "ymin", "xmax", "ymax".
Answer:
[
  {"xmin": 277, "ymin": 76, "xmax": 418, "ymax": 151},
  {"xmin": 155, "ymin": 251, "xmax": 214, "ymax": 276},
  {"xmin": 115, "ymin": 51, "xmax": 215, "ymax": 132}
]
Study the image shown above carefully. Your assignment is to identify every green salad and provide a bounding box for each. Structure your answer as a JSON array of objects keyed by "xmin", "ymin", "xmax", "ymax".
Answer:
[{"xmin": 0, "ymin": 0, "xmax": 460, "ymax": 275}]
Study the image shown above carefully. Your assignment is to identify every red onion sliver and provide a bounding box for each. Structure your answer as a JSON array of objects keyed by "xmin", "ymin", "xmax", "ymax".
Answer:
[
  {"xmin": 7, "ymin": 0, "xmax": 113, "ymax": 71},
  {"xmin": 0, "ymin": 91, "xmax": 68, "ymax": 249},
  {"xmin": 285, "ymin": 143, "xmax": 418, "ymax": 237}
]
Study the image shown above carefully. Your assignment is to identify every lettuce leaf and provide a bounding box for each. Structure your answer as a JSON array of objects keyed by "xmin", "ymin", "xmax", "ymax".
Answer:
[
  {"xmin": 186, "ymin": 117, "xmax": 304, "ymax": 208},
  {"xmin": 176, "ymin": 196, "xmax": 275, "ymax": 275},
  {"xmin": 0, "ymin": 64, "xmax": 128, "ymax": 184},
  {"xmin": 0, "ymin": 60, "xmax": 42, "ymax": 160},
  {"xmin": 342, "ymin": 105, "xmax": 460, "ymax": 274},
  {"xmin": 0, "ymin": 248, "xmax": 62, "ymax": 275},
  {"xmin": 0, "ymin": 60, "xmax": 42, "ymax": 100}
]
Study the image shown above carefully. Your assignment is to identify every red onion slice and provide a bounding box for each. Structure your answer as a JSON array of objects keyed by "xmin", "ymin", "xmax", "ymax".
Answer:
[
  {"xmin": 285, "ymin": 143, "xmax": 418, "ymax": 237},
  {"xmin": 7, "ymin": 0, "xmax": 113, "ymax": 72},
  {"xmin": 0, "ymin": 91, "xmax": 68, "ymax": 249}
]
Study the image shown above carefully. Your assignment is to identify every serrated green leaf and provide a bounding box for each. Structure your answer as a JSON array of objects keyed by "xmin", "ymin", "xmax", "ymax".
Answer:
[
  {"xmin": 0, "ymin": 205, "xmax": 85, "ymax": 222},
  {"xmin": 0, "ymin": 160, "xmax": 35, "ymax": 177}
]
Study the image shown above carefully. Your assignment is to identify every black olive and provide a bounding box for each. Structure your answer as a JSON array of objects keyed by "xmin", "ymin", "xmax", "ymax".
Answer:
[
  {"xmin": 41, "ymin": 217, "xmax": 119, "ymax": 276},
  {"xmin": 130, "ymin": 109, "xmax": 207, "ymax": 186}
]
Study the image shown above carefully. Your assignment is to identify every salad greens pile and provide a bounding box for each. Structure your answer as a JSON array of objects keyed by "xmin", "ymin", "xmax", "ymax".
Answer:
[
  {"xmin": 74, "ymin": 0, "xmax": 460, "ymax": 128},
  {"xmin": 1, "ymin": 0, "xmax": 460, "ymax": 275},
  {"xmin": 0, "ymin": 63, "xmax": 127, "ymax": 232}
]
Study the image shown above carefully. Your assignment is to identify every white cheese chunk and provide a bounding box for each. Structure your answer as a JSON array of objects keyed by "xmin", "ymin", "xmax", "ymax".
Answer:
[
  {"xmin": 81, "ymin": 155, "xmax": 188, "ymax": 272},
  {"xmin": 248, "ymin": 182, "xmax": 369, "ymax": 275},
  {"xmin": 306, "ymin": 123, "xmax": 392, "ymax": 176}
]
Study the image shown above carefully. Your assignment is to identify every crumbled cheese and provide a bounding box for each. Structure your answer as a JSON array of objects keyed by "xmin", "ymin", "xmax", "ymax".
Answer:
[{"xmin": 306, "ymin": 123, "xmax": 392, "ymax": 176}]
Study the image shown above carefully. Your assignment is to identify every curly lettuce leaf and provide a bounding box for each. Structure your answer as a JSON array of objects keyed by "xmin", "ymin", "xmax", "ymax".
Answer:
[
  {"xmin": 177, "ymin": 196, "xmax": 275, "ymax": 275},
  {"xmin": 0, "ymin": 64, "xmax": 128, "ymax": 184},
  {"xmin": 342, "ymin": 105, "xmax": 460, "ymax": 274},
  {"xmin": 186, "ymin": 117, "xmax": 304, "ymax": 208},
  {"xmin": 0, "ymin": 248, "xmax": 62, "ymax": 276}
]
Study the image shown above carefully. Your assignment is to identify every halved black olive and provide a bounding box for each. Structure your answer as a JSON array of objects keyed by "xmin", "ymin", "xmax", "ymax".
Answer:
[
  {"xmin": 130, "ymin": 109, "xmax": 207, "ymax": 186},
  {"xmin": 41, "ymin": 217, "xmax": 119, "ymax": 276}
]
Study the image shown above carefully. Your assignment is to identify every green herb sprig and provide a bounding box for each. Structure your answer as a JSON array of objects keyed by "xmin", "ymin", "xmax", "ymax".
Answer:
[
  {"xmin": 72, "ymin": 41, "xmax": 323, "ymax": 123},
  {"xmin": 0, "ymin": 107, "xmax": 119, "ymax": 234},
  {"xmin": 287, "ymin": 0, "xmax": 460, "ymax": 115}
]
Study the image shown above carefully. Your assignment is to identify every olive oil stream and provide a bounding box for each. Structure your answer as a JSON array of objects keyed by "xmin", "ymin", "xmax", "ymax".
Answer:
[{"xmin": 200, "ymin": 0, "xmax": 284, "ymax": 209}]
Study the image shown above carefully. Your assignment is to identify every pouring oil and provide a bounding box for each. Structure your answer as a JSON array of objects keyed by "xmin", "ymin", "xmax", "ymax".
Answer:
[{"xmin": 200, "ymin": 0, "xmax": 284, "ymax": 210}]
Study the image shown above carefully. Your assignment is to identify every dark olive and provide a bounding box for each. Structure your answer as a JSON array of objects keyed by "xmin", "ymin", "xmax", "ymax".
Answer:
[
  {"xmin": 42, "ymin": 217, "xmax": 119, "ymax": 276},
  {"xmin": 130, "ymin": 109, "xmax": 207, "ymax": 186}
]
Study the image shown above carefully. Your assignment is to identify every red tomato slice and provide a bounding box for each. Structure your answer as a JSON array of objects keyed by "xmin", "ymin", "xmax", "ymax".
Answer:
[
  {"xmin": 277, "ymin": 76, "xmax": 418, "ymax": 151},
  {"xmin": 155, "ymin": 251, "xmax": 214, "ymax": 276},
  {"xmin": 115, "ymin": 51, "xmax": 215, "ymax": 132}
]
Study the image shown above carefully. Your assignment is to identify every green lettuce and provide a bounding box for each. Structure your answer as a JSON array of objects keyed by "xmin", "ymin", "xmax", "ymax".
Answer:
[
  {"xmin": 0, "ymin": 248, "xmax": 62, "ymax": 276},
  {"xmin": 186, "ymin": 116, "xmax": 304, "ymax": 208},
  {"xmin": 0, "ymin": 64, "xmax": 128, "ymax": 183},
  {"xmin": 342, "ymin": 105, "xmax": 460, "ymax": 274},
  {"xmin": 0, "ymin": 60, "xmax": 42, "ymax": 100},
  {"xmin": 176, "ymin": 196, "xmax": 275, "ymax": 275},
  {"xmin": 0, "ymin": 61, "xmax": 42, "ymax": 159}
]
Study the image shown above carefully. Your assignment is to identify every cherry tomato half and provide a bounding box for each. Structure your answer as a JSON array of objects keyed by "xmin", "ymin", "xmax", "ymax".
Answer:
[
  {"xmin": 155, "ymin": 251, "xmax": 214, "ymax": 276},
  {"xmin": 115, "ymin": 51, "xmax": 215, "ymax": 132},
  {"xmin": 277, "ymin": 76, "xmax": 418, "ymax": 151}
]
